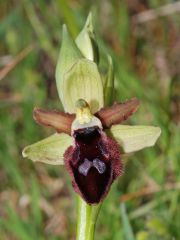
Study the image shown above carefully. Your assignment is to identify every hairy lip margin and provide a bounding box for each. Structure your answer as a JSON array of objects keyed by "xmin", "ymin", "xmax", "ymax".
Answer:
[{"xmin": 64, "ymin": 126, "xmax": 123, "ymax": 204}]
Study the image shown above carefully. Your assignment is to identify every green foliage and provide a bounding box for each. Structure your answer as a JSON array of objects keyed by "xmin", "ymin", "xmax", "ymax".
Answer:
[
  {"xmin": 120, "ymin": 203, "xmax": 135, "ymax": 240},
  {"xmin": 0, "ymin": 0, "xmax": 179, "ymax": 239}
]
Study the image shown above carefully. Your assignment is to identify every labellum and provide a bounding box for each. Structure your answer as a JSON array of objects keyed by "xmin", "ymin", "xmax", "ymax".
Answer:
[{"xmin": 64, "ymin": 125, "xmax": 123, "ymax": 204}]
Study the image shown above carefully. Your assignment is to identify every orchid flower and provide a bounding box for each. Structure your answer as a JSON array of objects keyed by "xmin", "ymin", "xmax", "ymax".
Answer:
[
  {"xmin": 22, "ymin": 13, "xmax": 161, "ymax": 238},
  {"xmin": 22, "ymin": 14, "xmax": 161, "ymax": 205}
]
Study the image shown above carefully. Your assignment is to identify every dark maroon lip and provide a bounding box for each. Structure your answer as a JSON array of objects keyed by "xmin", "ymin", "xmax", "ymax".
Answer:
[
  {"xmin": 64, "ymin": 126, "xmax": 123, "ymax": 204},
  {"xmin": 72, "ymin": 126, "xmax": 110, "ymax": 203}
]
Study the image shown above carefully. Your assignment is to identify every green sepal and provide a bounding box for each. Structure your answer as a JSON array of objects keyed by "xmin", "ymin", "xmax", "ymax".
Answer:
[
  {"xmin": 56, "ymin": 25, "xmax": 83, "ymax": 107},
  {"xmin": 107, "ymin": 125, "xmax": 161, "ymax": 153},
  {"xmin": 22, "ymin": 133, "xmax": 73, "ymax": 165},
  {"xmin": 62, "ymin": 59, "xmax": 104, "ymax": 113}
]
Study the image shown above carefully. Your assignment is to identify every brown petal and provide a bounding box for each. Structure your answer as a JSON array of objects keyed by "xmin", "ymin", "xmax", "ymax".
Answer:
[
  {"xmin": 33, "ymin": 108, "xmax": 75, "ymax": 134},
  {"xmin": 95, "ymin": 98, "xmax": 140, "ymax": 128}
]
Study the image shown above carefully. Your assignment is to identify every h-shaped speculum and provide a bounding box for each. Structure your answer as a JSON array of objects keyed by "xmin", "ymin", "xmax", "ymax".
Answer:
[{"xmin": 78, "ymin": 158, "xmax": 106, "ymax": 176}]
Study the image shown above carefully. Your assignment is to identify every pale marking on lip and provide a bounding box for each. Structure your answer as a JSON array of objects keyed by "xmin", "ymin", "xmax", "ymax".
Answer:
[
  {"xmin": 78, "ymin": 158, "xmax": 106, "ymax": 176},
  {"xmin": 93, "ymin": 158, "xmax": 106, "ymax": 174}
]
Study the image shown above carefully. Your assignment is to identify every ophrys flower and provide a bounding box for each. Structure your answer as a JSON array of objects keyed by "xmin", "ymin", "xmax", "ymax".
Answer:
[{"xmin": 22, "ymin": 14, "xmax": 161, "ymax": 204}]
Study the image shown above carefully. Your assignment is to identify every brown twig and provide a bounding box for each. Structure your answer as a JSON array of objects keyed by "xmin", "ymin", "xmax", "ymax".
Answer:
[
  {"xmin": 120, "ymin": 182, "xmax": 180, "ymax": 202},
  {"xmin": 0, "ymin": 44, "xmax": 34, "ymax": 81}
]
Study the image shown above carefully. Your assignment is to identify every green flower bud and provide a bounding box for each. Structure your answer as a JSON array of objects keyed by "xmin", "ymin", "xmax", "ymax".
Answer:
[
  {"xmin": 56, "ymin": 22, "xmax": 103, "ymax": 113},
  {"xmin": 55, "ymin": 25, "xmax": 83, "ymax": 107},
  {"xmin": 75, "ymin": 12, "xmax": 99, "ymax": 63}
]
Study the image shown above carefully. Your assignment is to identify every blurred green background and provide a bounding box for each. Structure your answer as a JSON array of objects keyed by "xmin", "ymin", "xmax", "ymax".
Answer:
[{"xmin": 0, "ymin": 0, "xmax": 179, "ymax": 239}]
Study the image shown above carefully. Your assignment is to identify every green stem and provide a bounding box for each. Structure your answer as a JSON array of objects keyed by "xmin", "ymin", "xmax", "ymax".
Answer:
[{"xmin": 76, "ymin": 196, "xmax": 101, "ymax": 240}]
